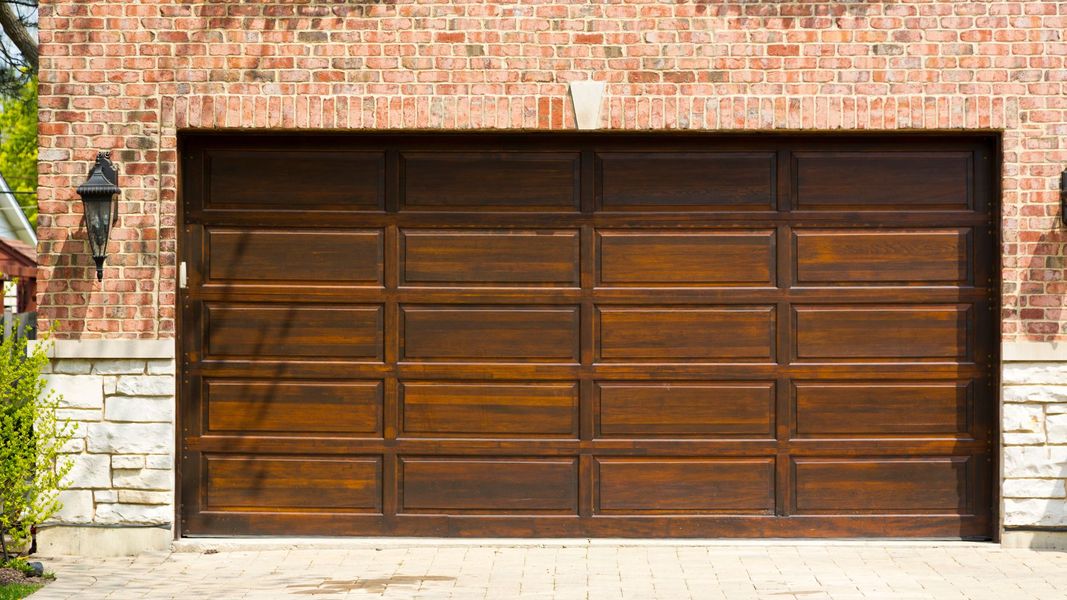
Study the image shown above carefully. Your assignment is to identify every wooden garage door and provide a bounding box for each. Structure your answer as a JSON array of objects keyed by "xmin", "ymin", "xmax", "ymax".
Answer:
[{"xmin": 179, "ymin": 134, "xmax": 996, "ymax": 538}]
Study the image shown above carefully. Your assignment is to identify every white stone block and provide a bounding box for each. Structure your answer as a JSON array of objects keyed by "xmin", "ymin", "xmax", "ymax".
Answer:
[
  {"xmin": 60, "ymin": 438, "xmax": 85, "ymax": 453},
  {"xmin": 1004, "ymin": 403, "xmax": 1044, "ymax": 432},
  {"xmin": 146, "ymin": 454, "xmax": 174, "ymax": 469},
  {"xmin": 93, "ymin": 359, "xmax": 147, "ymax": 375},
  {"xmin": 56, "ymin": 408, "xmax": 102, "ymax": 423},
  {"xmin": 94, "ymin": 490, "xmax": 118, "ymax": 503},
  {"xmin": 53, "ymin": 490, "xmax": 94, "ymax": 524},
  {"xmin": 1004, "ymin": 498, "xmax": 1067, "ymax": 527},
  {"xmin": 112, "ymin": 468, "xmax": 173, "ymax": 491},
  {"xmin": 1003, "ymin": 385, "xmax": 1067, "ymax": 403},
  {"xmin": 568, "ymin": 80, "xmax": 606, "ymax": 130},
  {"xmin": 147, "ymin": 359, "xmax": 176, "ymax": 375},
  {"xmin": 1003, "ymin": 363, "xmax": 1067, "ymax": 385},
  {"xmin": 46, "ymin": 374, "xmax": 104, "ymax": 409},
  {"xmin": 86, "ymin": 423, "xmax": 172, "ymax": 454},
  {"xmin": 1003, "ymin": 446, "xmax": 1067, "ymax": 478},
  {"xmin": 111, "ymin": 454, "xmax": 145, "ymax": 469},
  {"xmin": 105, "ymin": 396, "xmax": 173, "ymax": 423},
  {"xmin": 1048, "ymin": 414, "xmax": 1067, "ymax": 444},
  {"xmin": 64, "ymin": 453, "xmax": 111, "ymax": 489},
  {"xmin": 36, "ymin": 526, "xmax": 172, "ymax": 557},
  {"xmin": 1003, "ymin": 478, "xmax": 1067, "ymax": 498},
  {"xmin": 1004, "ymin": 431, "xmax": 1045, "ymax": 445},
  {"xmin": 53, "ymin": 359, "xmax": 93, "ymax": 375},
  {"xmin": 93, "ymin": 503, "xmax": 171, "ymax": 525},
  {"xmin": 115, "ymin": 375, "xmax": 175, "ymax": 397},
  {"xmin": 118, "ymin": 490, "xmax": 172, "ymax": 505},
  {"xmin": 103, "ymin": 378, "xmax": 117, "ymax": 395},
  {"xmin": 1047, "ymin": 403, "xmax": 1067, "ymax": 414}
]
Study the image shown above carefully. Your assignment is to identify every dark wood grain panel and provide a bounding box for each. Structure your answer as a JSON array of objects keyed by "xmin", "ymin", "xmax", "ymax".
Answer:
[
  {"xmin": 597, "ymin": 230, "xmax": 775, "ymax": 286},
  {"xmin": 181, "ymin": 133, "xmax": 996, "ymax": 539},
  {"xmin": 794, "ymin": 305, "xmax": 970, "ymax": 360},
  {"xmin": 402, "ymin": 229, "xmax": 580, "ymax": 285},
  {"xmin": 206, "ymin": 150, "xmax": 384, "ymax": 210},
  {"xmin": 597, "ymin": 382, "xmax": 775, "ymax": 437},
  {"xmin": 401, "ymin": 152, "xmax": 580, "ymax": 210},
  {"xmin": 598, "ymin": 152, "xmax": 775, "ymax": 210},
  {"xmin": 205, "ymin": 380, "xmax": 382, "ymax": 435},
  {"xmin": 598, "ymin": 306, "xmax": 775, "ymax": 360},
  {"xmin": 402, "ymin": 306, "xmax": 579, "ymax": 360},
  {"xmin": 401, "ymin": 382, "xmax": 578, "ymax": 437},
  {"xmin": 207, "ymin": 229, "xmax": 383, "ymax": 284},
  {"xmin": 205, "ymin": 304, "xmax": 383, "ymax": 359},
  {"xmin": 794, "ymin": 382, "xmax": 970, "ymax": 436},
  {"xmin": 596, "ymin": 458, "xmax": 775, "ymax": 513},
  {"xmin": 794, "ymin": 228, "xmax": 971, "ymax": 285},
  {"xmin": 793, "ymin": 457, "xmax": 971, "ymax": 513},
  {"xmin": 401, "ymin": 457, "xmax": 578, "ymax": 512},
  {"xmin": 794, "ymin": 152, "xmax": 971, "ymax": 209},
  {"xmin": 205, "ymin": 455, "xmax": 382, "ymax": 511}
]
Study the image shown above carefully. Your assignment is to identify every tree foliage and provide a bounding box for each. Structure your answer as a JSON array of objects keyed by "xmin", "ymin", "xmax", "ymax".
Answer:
[
  {"xmin": 0, "ymin": 332, "xmax": 73, "ymax": 562},
  {"xmin": 0, "ymin": 76, "xmax": 36, "ymax": 226},
  {"xmin": 0, "ymin": 1, "xmax": 37, "ymax": 98}
]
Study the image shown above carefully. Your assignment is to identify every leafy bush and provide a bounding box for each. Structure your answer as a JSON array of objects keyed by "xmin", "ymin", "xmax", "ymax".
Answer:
[
  {"xmin": 0, "ymin": 332, "xmax": 73, "ymax": 561},
  {"xmin": 0, "ymin": 77, "xmax": 37, "ymax": 226}
]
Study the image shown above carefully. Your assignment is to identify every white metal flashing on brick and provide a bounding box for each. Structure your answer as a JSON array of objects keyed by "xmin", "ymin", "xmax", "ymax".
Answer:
[{"xmin": 33, "ymin": 339, "xmax": 176, "ymax": 359}]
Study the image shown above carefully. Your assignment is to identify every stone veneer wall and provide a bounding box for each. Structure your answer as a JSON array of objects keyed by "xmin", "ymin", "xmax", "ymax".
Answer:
[
  {"xmin": 35, "ymin": 342, "xmax": 175, "ymax": 556},
  {"xmin": 1001, "ymin": 344, "xmax": 1067, "ymax": 549}
]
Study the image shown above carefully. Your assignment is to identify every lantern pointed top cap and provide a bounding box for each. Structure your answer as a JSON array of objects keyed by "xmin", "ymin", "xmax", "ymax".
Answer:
[{"xmin": 76, "ymin": 151, "xmax": 120, "ymax": 198}]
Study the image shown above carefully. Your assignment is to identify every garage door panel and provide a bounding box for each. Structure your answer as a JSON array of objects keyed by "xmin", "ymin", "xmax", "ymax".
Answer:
[
  {"xmin": 596, "ymin": 458, "xmax": 775, "ymax": 514},
  {"xmin": 793, "ymin": 382, "xmax": 971, "ymax": 437},
  {"xmin": 205, "ymin": 150, "xmax": 384, "ymax": 210},
  {"xmin": 207, "ymin": 229, "xmax": 384, "ymax": 284},
  {"xmin": 794, "ymin": 228, "xmax": 972, "ymax": 285},
  {"xmin": 182, "ymin": 134, "xmax": 994, "ymax": 539},
  {"xmin": 401, "ymin": 229, "xmax": 580, "ymax": 286},
  {"xmin": 402, "ymin": 306, "xmax": 580, "ymax": 361},
  {"xmin": 205, "ymin": 455, "xmax": 382, "ymax": 512},
  {"xmin": 401, "ymin": 152, "xmax": 580, "ymax": 210},
  {"xmin": 205, "ymin": 304, "xmax": 384, "ymax": 360},
  {"xmin": 400, "ymin": 457, "xmax": 578, "ymax": 513},
  {"xmin": 597, "ymin": 152, "xmax": 775, "ymax": 211},
  {"xmin": 597, "ymin": 230, "xmax": 776, "ymax": 286},
  {"xmin": 400, "ymin": 382, "xmax": 579, "ymax": 437},
  {"xmin": 596, "ymin": 382, "xmax": 775, "ymax": 437},
  {"xmin": 793, "ymin": 305, "xmax": 971, "ymax": 360},
  {"xmin": 793, "ymin": 152, "xmax": 972, "ymax": 210},
  {"xmin": 205, "ymin": 380, "xmax": 382, "ymax": 436},
  {"xmin": 598, "ymin": 307, "xmax": 776, "ymax": 361},
  {"xmin": 792, "ymin": 457, "xmax": 973, "ymax": 514}
]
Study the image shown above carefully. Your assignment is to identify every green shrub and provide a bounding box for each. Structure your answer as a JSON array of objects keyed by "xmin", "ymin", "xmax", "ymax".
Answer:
[
  {"xmin": 0, "ymin": 333, "xmax": 74, "ymax": 561},
  {"xmin": 0, "ymin": 583, "xmax": 42, "ymax": 600}
]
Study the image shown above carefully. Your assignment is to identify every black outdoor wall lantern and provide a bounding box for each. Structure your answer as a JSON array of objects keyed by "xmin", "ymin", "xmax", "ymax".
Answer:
[
  {"xmin": 76, "ymin": 152, "xmax": 120, "ymax": 281},
  {"xmin": 1061, "ymin": 169, "xmax": 1067, "ymax": 226}
]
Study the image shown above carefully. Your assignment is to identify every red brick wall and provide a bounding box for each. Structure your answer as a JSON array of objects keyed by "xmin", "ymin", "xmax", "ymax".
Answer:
[{"xmin": 37, "ymin": 1, "xmax": 1067, "ymax": 339}]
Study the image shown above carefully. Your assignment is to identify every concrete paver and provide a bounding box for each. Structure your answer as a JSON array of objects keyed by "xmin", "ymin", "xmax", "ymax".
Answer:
[{"xmin": 28, "ymin": 542, "xmax": 1067, "ymax": 599}]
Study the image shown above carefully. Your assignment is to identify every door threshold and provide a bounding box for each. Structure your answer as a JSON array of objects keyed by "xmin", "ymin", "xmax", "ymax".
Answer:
[{"xmin": 173, "ymin": 537, "xmax": 993, "ymax": 553}]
